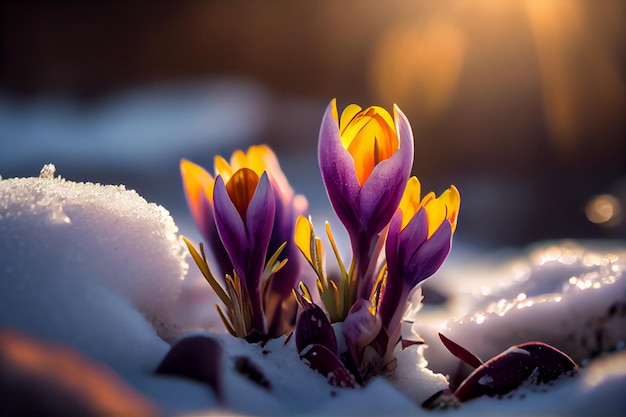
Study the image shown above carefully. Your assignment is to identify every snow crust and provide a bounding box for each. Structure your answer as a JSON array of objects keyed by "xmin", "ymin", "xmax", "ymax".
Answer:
[
  {"xmin": 211, "ymin": 332, "xmax": 441, "ymax": 417},
  {"xmin": 0, "ymin": 166, "xmax": 188, "ymax": 344}
]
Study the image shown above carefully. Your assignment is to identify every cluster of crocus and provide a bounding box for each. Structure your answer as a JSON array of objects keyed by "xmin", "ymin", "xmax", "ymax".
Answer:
[
  {"xmin": 181, "ymin": 99, "xmax": 459, "ymax": 386},
  {"xmin": 294, "ymin": 99, "xmax": 460, "ymax": 384},
  {"xmin": 181, "ymin": 146, "xmax": 307, "ymax": 341}
]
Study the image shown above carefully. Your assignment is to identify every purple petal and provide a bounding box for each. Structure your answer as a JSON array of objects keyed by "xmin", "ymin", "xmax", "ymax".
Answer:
[
  {"xmin": 201, "ymin": 197, "xmax": 234, "ymax": 280},
  {"xmin": 213, "ymin": 175, "xmax": 249, "ymax": 282},
  {"xmin": 295, "ymin": 301, "xmax": 337, "ymax": 354},
  {"xmin": 405, "ymin": 221, "xmax": 452, "ymax": 287},
  {"xmin": 261, "ymin": 178, "xmax": 305, "ymax": 337},
  {"xmin": 384, "ymin": 211, "xmax": 403, "ymax": 277},
  {"xmin": 265, "ymin": 191, "xmax": 301, "ymax": 301},
  {"xmin": 377, "ymin": 280, "xmax": 408, "ymax": 338},
  {"xmin": 380, "ymin": 209, "xmax": 427, "ymax": 327},
  {"xmin": 379, "ymin": 213, "xmax": 408, "ymax": 331},
  {"xmin": 395, "ymin": 208, "xmax": 429, "ymax": 276},
  {"xmin": 245, "ymin": 172, "xmax": 275, "ymax": 283},
  {"xmin": 318, "ymin": 100, "xmax": 361, "ymax": 239},
  {"xmin": 300, "ymin": 344, "xmax": 356, "ymax": 388}
]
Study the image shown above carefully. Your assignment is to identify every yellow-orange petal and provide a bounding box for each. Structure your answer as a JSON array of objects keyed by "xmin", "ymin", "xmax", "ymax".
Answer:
[
  {"xmin": 243, "ymin": 146, "xmax": 267, "ymax": 176},
  {"xmin": 422, "ymin": 185, "xmax": 461, "ymax": 237},
  {"xmin": 330, "ymin": 98, "xmax": 339, "ymax": 123},
  {"xmin": 214, "ymin": 155, "xmax": 234, "ymax": 182},
  {"xmin": 246, "ymin": 145, "xmax": 290, "ymax": 194},
  {"xmin": 423, "ymin": 197, "xmax": 447, "ymax": 238},
  {"xmin": 398, "ymin": 176, "xmax": 423, "ymax": 229},
  {"xmin": 225, "ymin": 168, "xmax": 260, "ymax": 220},
  {"xmin": 440, "ymin": 185, "xmax": 460, "ymax": 232},
  {"xmin": 295, "ymin": 215, "xmax": 314, "ymax": 265},
  {"xmin": 339, "ymin": 104, "xmax": 363, "ymax": 137},
  {"xmin": 180, "ymin": 158, "xmax": 215, "ymax": 209}
]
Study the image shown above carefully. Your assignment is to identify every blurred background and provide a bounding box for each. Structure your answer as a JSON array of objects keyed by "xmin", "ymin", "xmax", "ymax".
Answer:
[{"xmin": 1, "ymin": 0, "xmax": 624, "ymax": 248}]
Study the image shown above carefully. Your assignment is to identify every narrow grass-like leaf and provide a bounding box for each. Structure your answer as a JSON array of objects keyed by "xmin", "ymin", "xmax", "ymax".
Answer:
[{"xmin": 182, "ymin": 237, "xmax": 231, "ymax": 307}]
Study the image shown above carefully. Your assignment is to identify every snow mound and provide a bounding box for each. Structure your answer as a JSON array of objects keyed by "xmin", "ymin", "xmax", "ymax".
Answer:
[
  {"xmin": 440, "ymin": 242, "xmax": 626, "ymax": 365},
  {"xmin": 0, "ymin": 165, "xmax": 188, "ymax": 342}
]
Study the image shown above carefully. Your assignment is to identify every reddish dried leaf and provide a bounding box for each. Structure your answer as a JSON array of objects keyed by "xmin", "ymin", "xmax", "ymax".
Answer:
[
  {"xmin": 454, "ymin": 341, "xmax": 578, "ymax": 402},
  {"xmin": 439, "ymin": 332, "xmax": 483, "ymax": 369}
]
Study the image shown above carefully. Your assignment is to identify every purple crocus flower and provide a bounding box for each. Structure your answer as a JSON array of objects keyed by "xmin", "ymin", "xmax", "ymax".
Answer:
[
  {"xmin": 181, "ymin": 145, "xmax": 307, "ymax": 339},
  {"xmin": 378, "ymin": 177, "xmax": 460, "ymax": 351},
  {"xmin": 318, "ymin": 100, "xmax": 414, "ymax": 305},
  {"xmin": 213, "ymin": 169, "xmax": 275, "ymax": 337}
]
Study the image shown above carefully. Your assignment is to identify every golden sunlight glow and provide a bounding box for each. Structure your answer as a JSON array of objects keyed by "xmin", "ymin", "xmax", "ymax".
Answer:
[
  {"xmin": 526, "ymin": 0, "xmax": 625, "ymax": 154},
  {"xmin": 225, "ymin": 168, "xmax": 260, "ymax": 220},
  {"xmin": 368, "ymin": 19, "xmax": 466, "ymax": 119},
  {"xmin": 338, "ymin": 104, "xmax": 399, "ymax": 186}
]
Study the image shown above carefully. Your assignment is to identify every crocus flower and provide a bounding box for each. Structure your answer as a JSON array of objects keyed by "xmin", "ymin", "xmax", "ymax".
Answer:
[
  {"xmin": 318, "ymin": 99, "xmax": 414, "ymax": 307},
  {"xmin": 378, "ymin": 177, "xmax": 460, "ymax": 349},
  {"xmin": 181, "ymin": 145, "xmax": 307, "ymax": 338},
  {"xmin": 213, "ymin": 168, "xmax": 275, "ymax": 337}
]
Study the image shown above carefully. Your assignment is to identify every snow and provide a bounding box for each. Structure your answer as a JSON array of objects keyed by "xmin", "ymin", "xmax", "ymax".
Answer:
[
  {"xmin": 384, "ymin": 344, "xmax": 449, "ymax": 406},
  {"xmin": 1, "ymin": 167, "xmax": 626, "ymax": 416},
  {"xmin": 0, "ymin": 166, "xmax": 188, "ymax": 342},
  {"xmin": 414, "ymin": 241, "xmax": 626, "ymax": 377}
]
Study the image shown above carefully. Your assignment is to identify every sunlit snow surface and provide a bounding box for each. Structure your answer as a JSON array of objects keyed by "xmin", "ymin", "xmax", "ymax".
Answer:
[{"xmin": 1, "ymin": 168, "xmax": 625, "ymax": 416}]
